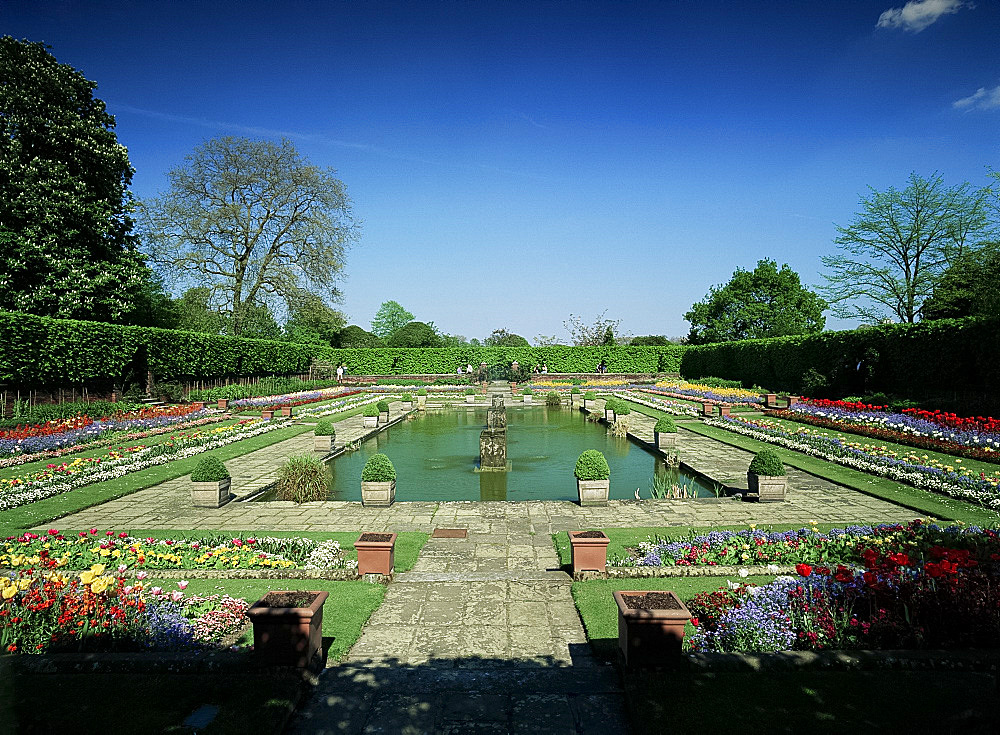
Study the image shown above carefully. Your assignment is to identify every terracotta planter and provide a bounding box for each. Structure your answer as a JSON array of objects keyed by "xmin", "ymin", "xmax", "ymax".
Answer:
[
  {"xmin": 354, "ymin": 532, "xmax": 397, "ymax": 575},
  {"xmin": 787, "ymin": 395, "xmax": 800, "ymax": 407},
  {"xmin": 261, "ymin": 409, "xmax": 274, "ymax": 420},
  {"xmin": 192, "ymin": 402, "xmax": 205, "ymax": 411},
  {"xmin": 576, "ymin": 478, "xmax": 610, "ymax": 506},
  {"xmin": 280, "ymin": 406, "xmax": 293, "ymax": 417},
  {"xmin": 746, "ymin": 472, "xmax": 787, "ymax": 501},
  {"xmin": 361, "ymin": 479, "xmax": 395, "ymax": 507},
  {"xmin": 217, "ymin": 398, "xmax": 229, "ymax": 410},
  {"xmin": 701, "ymin": 402, "xmax": 713, "ymax": 416},
  {"xmin": 313, "ymin": 435, "xmax": 334, "ymax": 452},
  {"xmin": 248, "ymin": 589, "xmax": 329, "ymax": 668},
  {"xmin": 191, "ymin": 478, "xmax": 232, "ymax": 508},
  {"xmin": 569, "ymin": 530, "xmax": 610, "ymax": 574},
  {"xmin": 762, "ymin": 393, "xmax": 777, "ymax": 408},
  {"xmin": 654, "ymin": 432, "xmax": 677, "ymax": 451},
  {"xmin": 615, "ymin": 589, "xmax": 692, "ymax": 667},
  {"xmin": 718, "ymin": 405, "xmax": 731, "ymax": 417},
  {"xmin": 363, "ymin": 415, "xmax": 377, "ymax": 428}
]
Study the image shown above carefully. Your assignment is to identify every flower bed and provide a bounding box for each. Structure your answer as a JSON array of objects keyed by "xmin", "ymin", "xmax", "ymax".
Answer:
[
  {"xmin": 622, "ymin": 390, "xmax": 700, "ymax": 417},
  {"xmin": 0, "ymin": 405, "xmax": 214, "ymax": 459},
  {"xmin": 770, "ymin": 401, "xmax": 1000, "ymax": 461},
  {"xmin": 687, "ymin": 537, "xmax": 1000, "ymax": 653},
  {"xmin": 0, "ymin": 419, "xmax": 292, "ymax": 511},
  {"xmin": 230, "ymin": 388, "xmax": 362, "ymax": 412},
  {"xmin": 649, "ymin": 381, "xmax": 762, "ymax": 406},
  {"xmin": 705, "ymin": 415, "xmax": 1000, "ymax": 510},
  {"xmin": 618, "ymin": 519, "xmax": 1000, "ymax": 568},
  {"xmin": 2, "ymin": 529, "xmax": 358, "ymax": 571},
  {"xmin": 803, "ymin": 399, "xmax": 1000, "ymax": 435}
]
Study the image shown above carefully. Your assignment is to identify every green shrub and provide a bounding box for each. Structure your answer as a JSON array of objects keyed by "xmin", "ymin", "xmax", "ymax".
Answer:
[
  {"xmin": 314, "ymin": 419, "xmax": 335, "ymax": 437},
  {"xmin": 275, "ymin": 454, "xmax": 330, "ymax": 502},
  {"xmin": 417, "ymin": 388, "xmax": 428, "ymax": 396},
  {"xmin": 361, "ymin": 453, "xmax": 396, "ymax": 482},
  {"xmin": 522, "ymin": 388, "xmax": 533, "ymax": 396},
  {"xmin": 376, "ymin": 400, "xmax": 389, "ymax": 413},
  {"xmin": 571, "ymin": 378, "xmax": 584, "ymax": 385},
  {"xmin": 574, "ymin": 450, "xmax": 610, "ymax": 481},
  {"xmin": 693, "ymin": 376, "xmax": 743, "ymax": 389},
  {"xmin": 653, "ymin": 416, "xmax": 677, "ymax": 433},
  {"xmin": 570, "ymin": 386, "xmax": 581, "ymax": 394},
  {"xmin": 363, "ymin": 405, "xmax": 379, "ymax": 417},
  {"xmin": 603, "ymin": 397, "xmax": 619, "ymax": 413},
  {"xmin": 465, "ymin": 387, "xmax": 476, "ymax": 395},
  {"xmin": 545, "ymin": 391, "xmax": 561, "ymax": 406},
  {"xmin": 401, "ymin": 392, "xmax": 413, "ymax": 402},
  {"xmin": 748, "ymin": 449, "xmax": 785, "ymax": 476},
  {"xmin": 613, "ymin": 399, "xmax": 630, "ymax": 416},
  {"xmin": 583, "ymin": 391, "xmax": 595, "ymax": 400},
  {"xmin": 191, "ymin": 455, "xmax": 230, "ymax": 482}
]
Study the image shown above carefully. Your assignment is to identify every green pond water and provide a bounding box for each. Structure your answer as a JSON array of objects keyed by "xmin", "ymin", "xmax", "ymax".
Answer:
[{"xmin": 259, "ymin": 406, "xmax": 716, "ymax": 502}]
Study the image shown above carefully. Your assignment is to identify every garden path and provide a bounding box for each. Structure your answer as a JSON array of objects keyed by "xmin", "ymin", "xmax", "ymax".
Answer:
[{"xmin": 290, "ymin": 526, "xmax": 628, "ymax": 734}]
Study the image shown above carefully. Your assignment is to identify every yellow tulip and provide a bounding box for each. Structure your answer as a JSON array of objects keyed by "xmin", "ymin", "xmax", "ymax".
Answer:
[
  {"xmin": 90, "ymin": 563, "xmax": 106, "ymax": 575},
  {"xmin": 80, "ymin": 571, "xmax": 95, "ymax": 585},
  {"xmin": 1, "ymin": 586, "xmax": 16, "ymax": 599}
]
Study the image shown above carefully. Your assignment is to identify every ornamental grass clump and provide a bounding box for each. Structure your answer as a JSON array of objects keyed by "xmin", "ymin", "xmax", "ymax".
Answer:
[
  {"xmin": 575, "ymin": 450, "xmax": 610, "ymax": 480},
  {"xmin": 314, "ymin": 419, "xmax": 335, "ymax": 437},
  {"xmin": 546, "ymin": 391, "xmax": 561, "ymax": 406},
  {"xmin": 654, "ymin": 416, "xmax": 677, "ymax": 433},
  {"xmin": 275, "ymin": 454, "xmax": 330, "ymax": 503},
  {"xmin": 748, "ymin": 449, "xmax": 785, "ymax": 476},
  {"xmin": 361, "ymin": 453, "xmax": 396, "ymax": 482},
  {"xmin": 191, "ymin": 455, "xmax": 229, "ymax": 482}
]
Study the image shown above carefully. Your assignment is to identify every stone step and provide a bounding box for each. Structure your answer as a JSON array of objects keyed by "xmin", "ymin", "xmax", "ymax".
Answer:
[{"xmin": 396, "ymin": 570, "xmax": 570, "ymax": 583}]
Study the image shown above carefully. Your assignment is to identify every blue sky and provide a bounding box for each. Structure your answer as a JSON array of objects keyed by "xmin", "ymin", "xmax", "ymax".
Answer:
[{"xmin": 4, "ymin": 0, "xmax": 998, "ymax": 341}]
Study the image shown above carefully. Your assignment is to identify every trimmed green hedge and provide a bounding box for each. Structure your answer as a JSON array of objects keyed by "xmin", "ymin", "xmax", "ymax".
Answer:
[{"xmin": 681, "ymin": 317, "xmax": 1000, "ymax": 408}]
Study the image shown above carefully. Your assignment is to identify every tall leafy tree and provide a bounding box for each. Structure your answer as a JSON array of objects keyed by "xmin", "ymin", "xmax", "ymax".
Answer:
[
  {"xmin": 386, "ymin": 321, "xmax": 442, "ymax": 348},
  {"xmin": 563, "ymin": 311, "xmax": 627, "ymax": 346},
  {"xmin": 283, "ymin": 291, "xmax": 345, "ymax": 345},
  {"xmin": 483, "ymin": 328, "xmax": 529, "ymax": 347},
  {"xmin": 820, "ymin": 172, "xmax": 990, "ymax": 323},
  {"xmin": 139, "ymin": 136, "xmax": 359, "ymax": 336},
  {"xmin": 685, "ymin": 259, "xmax": 826, "ymax": 344},
  {"xmin": 922, "ymin": 244, "xmax": 1000, "ymax": 320},
  {"xmin": 0, "ymin": 37, "xmax": 148, "ymax": 321},
  {"xmin": 370, "ymin": 300, "xmax": 414, "ymax": 340}
]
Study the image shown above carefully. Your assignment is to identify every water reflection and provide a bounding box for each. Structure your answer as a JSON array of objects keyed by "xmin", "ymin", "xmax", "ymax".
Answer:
[{"xmin": 479, "ymin": 469, "xmax": 508, "ymax": 501}]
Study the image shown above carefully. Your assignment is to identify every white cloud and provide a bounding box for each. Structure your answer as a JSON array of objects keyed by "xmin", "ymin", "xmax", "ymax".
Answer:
[
  {"xmin": 877, "ymin": 0, "xmax": 969, "ymax": 32},
  {"xmin": 953, "ymin": 85, "xmax": 1000, "ymax": 110}
]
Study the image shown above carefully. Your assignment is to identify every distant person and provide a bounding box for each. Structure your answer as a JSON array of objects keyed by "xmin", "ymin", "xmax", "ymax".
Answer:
[
  {"xmin": 466, "ymin": 363, "xmax": 473, "ymax": 375},
  {"xmin": 533, "ymin": 363, "xmax": 540, "ymax": 374},
  {"xmin": 336, "ymin": 364, "xmax": 344, "ymax": 384},
  {"xmin": 457, "ymin": 366, "xmax": 463, "ymax": 375},
  {"xmin": 541, "ymin": 364, "xmax": 548, "ymax": 374}
]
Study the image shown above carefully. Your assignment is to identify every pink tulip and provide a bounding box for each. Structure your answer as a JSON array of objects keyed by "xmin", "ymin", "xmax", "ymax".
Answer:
[
  {"xmin": 150, "ymin": 586, "xmax": 163, "ymax": 595},
  {"xmin": 170, "ymin": 590, "xmax": 183, "ymax": 602},
  {"xmin": 117, "ymin": 564, "xmax": 128, "ymax": 573},
  {"xmin": 178, "ymin": 580, "xmax": 188, "ymax": 590},
  {"xmin": 136, "ymin": 571, "xmax": 148, "ymax": 580}
]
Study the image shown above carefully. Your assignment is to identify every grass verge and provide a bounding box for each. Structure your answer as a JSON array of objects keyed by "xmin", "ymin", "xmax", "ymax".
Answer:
[{"xmin": 622, "ymin": 399, "xmax": 1000, "ymax": 525}]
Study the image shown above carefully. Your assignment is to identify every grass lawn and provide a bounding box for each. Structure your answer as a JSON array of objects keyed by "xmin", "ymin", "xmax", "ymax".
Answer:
[{"xmin": 622, "ymin": 399, "xmax": 1000, "ymax": 526}]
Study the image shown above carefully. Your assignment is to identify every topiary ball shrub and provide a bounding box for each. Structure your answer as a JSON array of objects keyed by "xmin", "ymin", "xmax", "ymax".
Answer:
[
  {"xmin": 583, "ymin": 391, "xmax": 596, "ymax": 400},
  {"xmin": 571, "ymin": 387, "xmax": 582, "ymax": 394},
  {"xmin": 574, "ymin": 450, "xmax": 610, "ymax": 480},
  {"xmin": 376, "ymin": 400, "xmax": 389, "ymax": 413},
  {"xmin": 613, "ymin": 399, "xmax": 630, "ymax": 416},
  {"xmin": 417, "ymin": 388, "xmax": 428, "ymax": 396},
  {"xmin": 275, "ymin": 454, "xmax": 330, "ymax": 503},
  {"xmin": 402, "ymin": 392, "xmax": 413, "ymax": 402},
  {"xmin": 314, "ymin": 419, "xmax": 336, "ymax": 437},
  {"xmin": 653, "ymin": 416, "xmax": 677, "ymax": 433},
  {"xmin": 191, "ymin": 455, "xmax": 230, "ymax": 482},
  {"xmin": 363, "ymin": 405, "xmax": 380, "ymax": 418},
  {"xmin": 361, "ymin": 453, "xmax": 396, "ymax": 482},
  {"xmin": 465, "ymin": 387, "xmax": 476, "ymax": 395},
  {"xmin": 522, "ymin": 388, "xmax": 533, "ymax": 396},
  {"xmin": 571, "ymin": 379, "xmax": 584, "ymax": 386},
  {"xmin": 748, "ymin": 449, "xmax": 785, "ymax": 476},
  {"xmin": 546, "ymin": 391, "xmax": 561, "ymax": 406}
]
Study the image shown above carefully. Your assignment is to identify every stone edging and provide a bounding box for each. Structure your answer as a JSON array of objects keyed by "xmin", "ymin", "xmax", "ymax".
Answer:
[{"xmin": 573, "ymin": 564, "xmax": 794, "ymax": 580}]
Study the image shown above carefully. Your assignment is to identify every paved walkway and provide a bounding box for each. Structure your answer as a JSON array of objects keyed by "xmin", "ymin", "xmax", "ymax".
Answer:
[{"xmin": 290, "ymin": 530, "xmax": 627, "ymax": 734}]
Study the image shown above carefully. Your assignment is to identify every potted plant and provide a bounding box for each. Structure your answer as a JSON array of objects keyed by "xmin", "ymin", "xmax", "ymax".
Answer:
[
  {"xmin": 653, "ymin": 416, "xmax": 678, "ymax": 450},
  {"xmin": 191, "ymin": 401, "xmax": 205, "ymax": 411},
  {"xmin": 522, "ymin": 388, "xmax": 533, "ymax": 404},
  {"xmin": 354, "ymin": 532, "xmax": 397, "ymax": 575},
  {"xmin": 362, "ymin": 404, "xmax": 379, "ymax": 428},
  {"xmin": 280, "ymin": 405, "xmax": 294, "ymax": 417},
  {"xmin": 217, "ymin": 398, "xmax": 229, "ymax": 410},
  {"xmin": 377, "ymin": 400, "xmax": 390, "ymax": 423},
  {"xmin": 190, "ymin": 455, "xmax": 232, "ymax": 508},
  {"xmin": 718, "ymin": 405, "xmax": 731, "ymax": 417},
  {"xmin": 574, "ymin": 449, "xmax": 610, "ymax": 506},
  {"xmin": 787, "ymin": 395, "xmax": 800, "ymax": 407},
  {"xmin": 465, "ymin": 387, "xmax": 477, "ymax": 404},
  {"xmin": 568, "ymin": 530, "xmax": 610, "ymax": 575},
  {"xmin": 570, "ymin": 387, "xmax": 582, "ymax": 404},
  {"xmin": 262, "ymin": 408, "xmax": 275, "ymax": 420},
  {"xmin": 401, "ymin": 392, "xmax": 413, "ymax": 409},
  {"xmin": 614, "ymin": 399, "xmax": 631, "ymax": 418},
  {"xmin": 313, "ymin": 419, "xmax": 336, "ymax": 452},
  {"xmin": 761, "ymin": 392, "xmax": 777, "ymax": 408},
  {"xmin": 247, "ymin": 589, "xmax": 329, "ymax": 668},
  {"xmin": 614, "ymin": 589, "xmax": 692, "ymax": 667},
  {"xmin": 361, "ymin": 453, "xmax": 396, "ymax": 506},
  {"xmin": 746, "ymin": 448, "xmax": 787, "ymax": 501},
  {"xmin": 545, "ymin": 391, "xmax": 561, "ymax": 407},
  {"xmin": 701, "ymin": 402, "xmax": 713, "ymax": 416},
  {"xmin": 582, "ymin": 391, "xmax": 595, "ymax": 410},
  {"xmin": 603, "ymin": 397, "xmax": 618, "ymax": 423},
  {"xmin": 417, "ymin": 387, "xmax": 427, "ymax": 409}
]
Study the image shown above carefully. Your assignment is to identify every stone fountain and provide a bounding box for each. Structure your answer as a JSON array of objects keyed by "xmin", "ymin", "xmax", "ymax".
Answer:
[{"xmin": 479, "ymin": 394, "xmax": 508, "ymax": 470}]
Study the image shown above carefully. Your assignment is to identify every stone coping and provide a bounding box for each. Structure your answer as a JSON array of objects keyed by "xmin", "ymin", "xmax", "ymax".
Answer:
[{"xmin": 682, "ymin": 648, "xmax": 1000, "ymax": 673}]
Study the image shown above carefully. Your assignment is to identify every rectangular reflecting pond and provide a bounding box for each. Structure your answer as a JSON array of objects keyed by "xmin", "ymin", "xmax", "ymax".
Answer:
[{"xmin": 263, "ymin": 405, "xmax": 717, "ymax": 502}]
